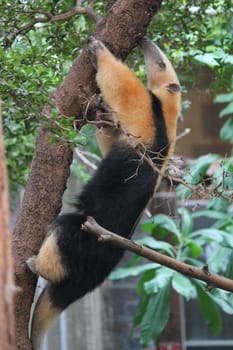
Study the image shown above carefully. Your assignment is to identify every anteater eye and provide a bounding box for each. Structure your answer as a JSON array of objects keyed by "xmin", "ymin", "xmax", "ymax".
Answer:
[
  {"xmin": 167, "ymin": 83, "xmax": 181, "ymax": 93},
  {"xmin": 159, "ymin": 61, "xmax": 166, "ymax": 69}
]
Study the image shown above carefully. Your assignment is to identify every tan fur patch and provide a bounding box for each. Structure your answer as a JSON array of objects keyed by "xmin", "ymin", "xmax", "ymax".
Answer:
[
  {"xmin": 34, "ymin": 231, "xmax": 67, "ymax": 282},
  {"xmin": 96, "ymin": 48, "xmax": 155, "ymax": 147},
  {"xmin": 31, "ymin": 287, "xmax": 61, "ymax": 350},
  {"xmin": 95, "ymin": 126, "xmax": 121, "ymax": 156}
]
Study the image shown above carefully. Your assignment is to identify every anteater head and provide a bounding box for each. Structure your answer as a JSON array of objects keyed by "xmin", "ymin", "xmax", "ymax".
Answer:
[{"xmin": 140, "ymin": 38, "xmax": 181, "ymax": 144}]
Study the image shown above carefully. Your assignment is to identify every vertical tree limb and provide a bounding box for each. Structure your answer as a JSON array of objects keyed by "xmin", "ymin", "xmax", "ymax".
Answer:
[
  {"xmin": 0, "ymin": 101, "xmax": 16, "ymax": 350},
  {"xmin": 12, "ymin": 128, "xmax": 72, "ymax": 349},
  {"xmin": 12, "ymin": 1, "xmax": 162, "ymax": 349}
]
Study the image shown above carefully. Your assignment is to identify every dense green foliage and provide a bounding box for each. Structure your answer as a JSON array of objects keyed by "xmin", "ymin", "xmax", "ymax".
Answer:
[
  {"xmin": 1, "ymin": 0, "xmax": 96, "ymax": 191},
  {"xmin": 111, "ymin": 206, "xmax": 233, "ymax": 345},
  {"xmin": 1, "ymin": 0, "xmax": 233, "ymax": 346},
  {"xmin": 1, "ymin": 0, "xmax": 233, "ymax": 190}
]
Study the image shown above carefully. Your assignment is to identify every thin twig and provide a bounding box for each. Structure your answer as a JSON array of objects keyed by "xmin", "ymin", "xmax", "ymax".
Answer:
[
  {"xmin": 79, "ymin": 150, "xmax": 101, "ymax": 162},
  {"xmin": 135, "ymin": 148, "xmax": 233, "ymax": 200},
  {"xmin": 74, "ymin": 148, "xmax": 98, "ymax": 170},
  {"xmin": 82, "ymin": 216, "xmax": 233, "ymax": 293},
  {"xmin": 176, "ymin": 127, "xmax": 191, "ymax": 141}
]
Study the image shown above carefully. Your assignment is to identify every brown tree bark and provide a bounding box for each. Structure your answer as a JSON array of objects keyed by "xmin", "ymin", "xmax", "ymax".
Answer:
[
  {"xmin": 12, "ymin": 1, "xmax": 162, "ymax": 349},
  {"xmin": 0, "ymin": 102, "xmax": 16, "ymax": 350}
]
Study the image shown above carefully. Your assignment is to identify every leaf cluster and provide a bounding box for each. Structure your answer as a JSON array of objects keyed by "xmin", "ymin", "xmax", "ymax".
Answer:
[
  {"xmin": 215, "ymin": 92, "xmax": 233, "ymax": 143},
  {"xmin": 1, "ymin": 0, "xmax": 94, "ymax": 193},
  {"xmin": 149, "ymin": 0, "xmax": 233, "ymax": 91},
  {"xmin": 110, "ymin": 208, "xmax": 233, "ymax": 346},
  {"xmin": 177, "ymin": 154, "xmax": 233, "ymax": 202}
]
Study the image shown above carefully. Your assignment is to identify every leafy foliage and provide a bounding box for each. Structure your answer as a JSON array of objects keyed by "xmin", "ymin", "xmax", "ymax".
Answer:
[
  {"xmin": 215, "ymin": 92, "xmax": 233, "ymax": 143},
  {"xmin": 176, "ymin": 149, "xmax": 233, "ymax": 206},
  {"xmin": 1, "ymin": 0, "xmax": 95, "ymax": 192},
  {"xmin": 110, "ymin": 207, "xmax": 233, "ymax": 346}
]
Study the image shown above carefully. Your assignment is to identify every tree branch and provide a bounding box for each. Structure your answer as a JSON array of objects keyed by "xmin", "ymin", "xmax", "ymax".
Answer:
[
  {"xmin": 4, "ymin": 1, "xmax": 102, "ymax": 48},
  {"xmin": 74, "ymin": 148, "xmax": 99, "ymax": 170},
  {"xmin": 82, "ymin": 216, "xmax": 233, "ymax": 293},
  {"xmin": 135, "ymin": 148, "xmax": 233, "ymax": 201}
]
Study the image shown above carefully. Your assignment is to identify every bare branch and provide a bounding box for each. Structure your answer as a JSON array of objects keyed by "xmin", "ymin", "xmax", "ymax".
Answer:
[
  {"xmin": 176, "ymin": 127, "xmax": 191, "ymax": 141},
  {"xmin": 74, "ymin": 148, "xmax": 99, "ymax": 170},
  {"xmin": 82, "ymin": 216, "xmax": 233, "ymax": 293},
  {"xmin": 77, "ymin": 149, "xmax": 101, "ymax": 162}
]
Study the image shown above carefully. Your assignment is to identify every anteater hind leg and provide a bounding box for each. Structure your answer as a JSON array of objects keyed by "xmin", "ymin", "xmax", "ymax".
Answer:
[{"xmin": 27, "ymin": 228, "xmax": 67, "ymax": 283}]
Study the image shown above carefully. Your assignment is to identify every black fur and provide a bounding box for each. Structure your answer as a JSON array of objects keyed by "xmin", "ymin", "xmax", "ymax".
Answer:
[{"xmin": 48, "ymin": 92, "xmax": 169, "ymax": 310}]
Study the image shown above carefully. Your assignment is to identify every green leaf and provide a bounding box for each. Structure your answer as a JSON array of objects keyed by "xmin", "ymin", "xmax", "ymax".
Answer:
[
  {"xmin": 144, "ymin": 267, "xmax": 173, "ymax": 294},
  {"xmin": 142, "ymin": 221, "xmax": 157, "ymax": 234},
  {"xmin": 194, "ymin": 53, "xmax": 219, "ymax": 66},
  {"xmin": 206, "ymin": 198, "xmax": 230, "ymax": 213},
  {"xmin": 183, "ymin": 241, "xmax": 203, "ymax": 258},
  {"xmin": 224, "ymin": 55, "xmax": 233, "ymax": 64},
  {"xmin": 226, "ymin": 251, "xmax": 233, "ymax": 279},
  {"xmin": 192, "ymin": 210, "xmax": 230, "ymax": 221},
  {"xmin": 142, "ymin": 214, "xmax": 180, "ymax": 237},
  {"xmin": 177, "ymin": 154, "xmax": 220, "ymax": 199},
  {"xmin": 140, "ymin": 283, "xmax": 171, "ymax": 346},
  {"xmin": 221, "ymin": 232, "xmax": 233, "ymax": 248},
  {"xmin": 132, "ymin": 294, "xmax": 151, "ymax": 328},
  {"xmin": 220, "ymin": 117, "xmax": 233, "ymax": 142},
  {"xmin": 186, "ymin": 154, "xmax": 220, "ymax": 183},
  {"xmin": 215, "ymin": 92, "xmax": 233, "ymax": 103},
  {"xmin": 109, "ymin": 263, "xmax": 159, "ymax": 280},
  {"xmin": 219, "ymin": 102, "xmax": 233, "ymax": 117},
  {"xmin": 207, "ymin": 247, "xmax": 231, "ymax": 273},
  {"xmin": 189, "ymin": 228, "xmax": 225, "ymax": 243},
  {"xmin": 178, "ymin": 207, "xmax": 193, "ymax": 236},
  {"xmin": 211, "ymin": 289, "xmax": 233, "ymax": 315},
  {"xmin": 195, "ymin": 282, "xmax": 222, "ymax": 334},
  {"xmin": 137, "ymin": 269, "xmax": 156, "ymax": 296},
  {"xmin": 136, "ymin": 237, "xmax": 175, "ymax": 256},
  {"xmin": 172, "ymin": 273, "xmax": 194, "ymax": 301},
  {"xmin": 213, "ymin": 219, "xmax": 233, "ymax": 232}
]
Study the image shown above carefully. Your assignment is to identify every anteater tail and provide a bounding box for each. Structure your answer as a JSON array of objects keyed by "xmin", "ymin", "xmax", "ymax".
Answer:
[{"xmin": 30, "ymin": 284, "xmax": 63, "ymax": 350}]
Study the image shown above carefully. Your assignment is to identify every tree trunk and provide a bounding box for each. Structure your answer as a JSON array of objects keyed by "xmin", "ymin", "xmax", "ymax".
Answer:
[
  {"xmin": 12, "ymin": 1, "xmax": 162, "ymax": 349},
  {"xmin": 0, "ymin": 101, "xmax": 16, "ymax": 350}
]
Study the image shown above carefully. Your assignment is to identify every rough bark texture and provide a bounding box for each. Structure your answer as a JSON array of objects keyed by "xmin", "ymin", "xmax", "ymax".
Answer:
[
  {"xmin": 12, "ymin": 128, "xmax": 72, "ymax": 350},
  {"xmin": 0, "ymin": 102, "xmax": 16, "ymax": 350},
  {"xmin": 12, "ymin": 1, "xmax": 162, "ymax": 349}
]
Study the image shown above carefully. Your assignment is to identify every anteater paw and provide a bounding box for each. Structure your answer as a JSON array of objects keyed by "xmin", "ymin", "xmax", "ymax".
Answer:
[
  {"xmin": 26, "ymin": 255, "xmax": 38, "ymax": 275},
  {"xmin": 88, "ymin": 36, "xmax": 105, "ymax": 68}
]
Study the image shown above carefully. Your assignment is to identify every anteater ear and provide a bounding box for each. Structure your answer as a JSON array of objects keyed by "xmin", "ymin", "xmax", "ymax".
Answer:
[{"xmin": 165, "ymin": 83, "xmax": 181, "ymax": 93}]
